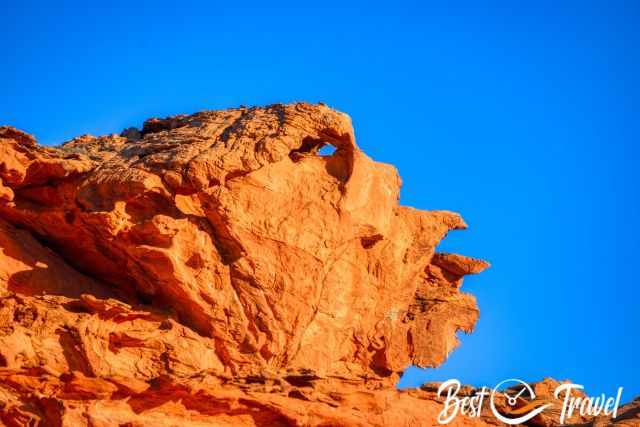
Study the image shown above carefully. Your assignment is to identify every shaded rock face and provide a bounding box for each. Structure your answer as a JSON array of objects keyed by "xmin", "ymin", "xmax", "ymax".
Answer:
[{"xmin": 0, "ymin": 103, "xmax": 632, "ymax": 426}]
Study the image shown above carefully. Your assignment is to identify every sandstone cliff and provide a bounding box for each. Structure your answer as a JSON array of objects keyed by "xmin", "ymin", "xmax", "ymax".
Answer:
[{"xmin": 0, "ymin": 104, "xmax": 635, "ymax": 426}]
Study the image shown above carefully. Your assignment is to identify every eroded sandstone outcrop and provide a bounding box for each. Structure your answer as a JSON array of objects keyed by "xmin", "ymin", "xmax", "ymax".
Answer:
[{"xmin": 0, "ymin": 103, "xmax": 635, "ymax": 426}]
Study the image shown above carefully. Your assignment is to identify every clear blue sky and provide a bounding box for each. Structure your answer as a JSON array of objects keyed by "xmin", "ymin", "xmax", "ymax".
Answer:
[{"xmin": 2, "ymin": 1, "xmax": 638, "ymax": 399}]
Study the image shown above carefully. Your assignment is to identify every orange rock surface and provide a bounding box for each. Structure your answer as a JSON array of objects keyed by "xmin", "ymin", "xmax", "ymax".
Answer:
[{"xmin": 0, "ymin": 104, "xmax": 635, "ymax": 426}]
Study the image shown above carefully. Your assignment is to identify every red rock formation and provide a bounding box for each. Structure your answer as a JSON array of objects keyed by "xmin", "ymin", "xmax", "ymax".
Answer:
[{"xmin": 0, "ymin": 104, "xmax": 635, "ymax": 426}]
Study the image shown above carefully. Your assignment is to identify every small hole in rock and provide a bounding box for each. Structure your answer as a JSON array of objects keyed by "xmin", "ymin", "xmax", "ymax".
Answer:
[
  {"xmin": 361, "ymin": 234, "xmax": 383, "ymax": 249},
  {"xmin": 65, "ymin": 212, "xmax": 75, "ymax": 224},
  {"xmin": 318, "ymin": 144, "xmax": 336, "ymax": 156}
]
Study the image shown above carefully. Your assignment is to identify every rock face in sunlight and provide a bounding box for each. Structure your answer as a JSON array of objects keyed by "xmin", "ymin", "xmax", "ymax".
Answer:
[{"xmin": 0, "ymin": 104, "xmax": 632, "ymax": 426}]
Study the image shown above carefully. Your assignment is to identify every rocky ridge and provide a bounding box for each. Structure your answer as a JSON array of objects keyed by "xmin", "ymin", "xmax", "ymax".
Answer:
[{"xmin": 0, "ymin": 103, "xmax": 636, "ymax": 426}]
